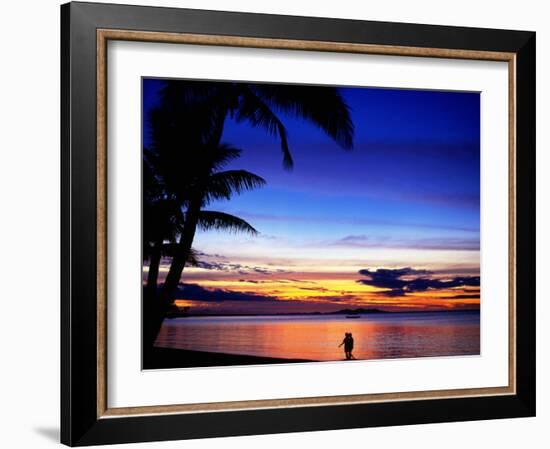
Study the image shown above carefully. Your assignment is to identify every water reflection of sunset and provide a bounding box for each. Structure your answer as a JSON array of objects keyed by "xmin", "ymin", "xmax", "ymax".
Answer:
[{"xmin": 156, "ymin": 313, "xmax": 480, "ymax": 361}]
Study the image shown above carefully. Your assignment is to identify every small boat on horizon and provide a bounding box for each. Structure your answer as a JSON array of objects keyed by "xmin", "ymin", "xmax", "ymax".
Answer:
[{"xmin": 345, "ymin": 315, "xmax": 361, "ymax": 319}]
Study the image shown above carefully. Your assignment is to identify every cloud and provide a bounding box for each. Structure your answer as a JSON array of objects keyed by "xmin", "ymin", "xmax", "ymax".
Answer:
[
  {"xmin": 195, "ymin": 261, "xmax": 229, "ymax": 271},
  {"xmin": 334, "ymin": 235, "xmax": 479, "ymax": 251},
  {"xmin": 357, "ymin": 267, "xmax": 480, "ymax": 297},
  {"xmin": 442, "ymin": 293, "xmax": 480, "ymax": 299},
  {"xmin": 175, "ymin": 283, "xmax": 356, "ymax": 305},
  {"xmin": 194, "ymin": 259, "xmax": 288, "ymax": 275},
  {"xmin": 175, "ymin": 283, "xmax": 278, "ymax": 302},
  {"xmin": 297, "ymin": 286, "xmax": 330, "ymax": 292},
  {"xmin": 284, "ymin": 279, "xmax": 318, "ymax": 284},
  {"xmin": 193, "ymin": 250, "xmax": 228, "ymax": 259},
  {"xmin": 307, "ymin": 294, "xmax": 359, "ymax": 302}
]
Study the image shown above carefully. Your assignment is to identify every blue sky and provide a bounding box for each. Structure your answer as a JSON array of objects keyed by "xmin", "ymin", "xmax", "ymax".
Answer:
[{"xmin": 143, "ymin": 79, "xmax": 480, "ymax": 312}]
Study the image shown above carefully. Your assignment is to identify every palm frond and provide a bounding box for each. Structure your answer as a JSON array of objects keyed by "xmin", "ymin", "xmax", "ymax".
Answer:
[
  {"xmin": 143, "ymin": 155, "xmax": 160, "ymax": 199},
  {"xmin": 143, "ymin": 195, "xmax": 184, "ymax": 252},
  {"xmin": 198, "ymin": 210, "xmax": 259, "ymax": 235},
  {"xmin": 204, "ymin": 170, "xmax": 266, "ymax": 202},
  {"xmin": 157, "ymin": 80, "xmax": 230, "ymax": 146},
  {"xmin": 186, "ymin": 247, "xmax": 201, "ymax": 267},
  {"xmin": 159, "ymin": 80, "xmax": 221, "ymax": 107},
  {"xmin": 235, "ymin": 86, "xmax": 294, "ymax": 169},
  {"xmin": 207, "ymin": 143, "xmax": 242, "ymax": 172},
  {"xmin": 253, "ymin": 84, "xmax": 355, "ymax": 150}
]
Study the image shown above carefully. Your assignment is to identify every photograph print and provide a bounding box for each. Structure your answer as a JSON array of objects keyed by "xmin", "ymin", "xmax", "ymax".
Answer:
[{"xmin": 142, "ymin": 78, "xmax": 481, "ymax": 370}]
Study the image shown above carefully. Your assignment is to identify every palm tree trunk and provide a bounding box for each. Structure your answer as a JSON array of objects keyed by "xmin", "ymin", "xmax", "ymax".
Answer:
[
  {"xmin": 143, "ymin": 198, "xmax": 202, "ymax": 351},
  {"xmin": 145, "ymin": 241, "xmax": 162, "ymax": 297},
  {"xmin": 143, "ymin": 242, "xmax": 163, "ymax": 360}
]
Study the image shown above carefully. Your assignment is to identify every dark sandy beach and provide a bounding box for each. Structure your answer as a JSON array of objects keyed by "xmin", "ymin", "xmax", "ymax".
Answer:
[{"xmin": 143, "ymin": 346, "xmax": 314, "ymax": 369}]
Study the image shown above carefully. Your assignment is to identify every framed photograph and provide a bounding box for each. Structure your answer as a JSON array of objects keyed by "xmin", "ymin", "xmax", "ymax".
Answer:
[{"xmin": 61, "ymin": 2, "xmax": 536, "ymax": 446}]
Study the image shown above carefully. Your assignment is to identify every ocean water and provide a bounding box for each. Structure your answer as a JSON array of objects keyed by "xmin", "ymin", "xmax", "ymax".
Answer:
[{"xmin": 154, "ymin": 311, "xmax": 480, "ymax": 362}]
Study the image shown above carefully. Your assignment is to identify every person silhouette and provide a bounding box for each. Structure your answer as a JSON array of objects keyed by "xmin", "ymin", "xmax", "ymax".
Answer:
[
  {"xmin": 339, "ymin": 332, "xmax": 355, "ymax": 360},
  {"xmin": 338, "ymin": 333, "xmax": 348, "ymax": 359},
  {"xmin": 346, "ymin": 332, "xmax": 355, "ymax": 359}
]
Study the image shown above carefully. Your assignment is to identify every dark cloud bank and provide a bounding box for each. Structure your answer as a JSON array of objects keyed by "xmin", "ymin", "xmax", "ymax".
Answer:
[
  {"xmin": 176, "ymin": 283, "xmax": 278, "ymax": 303},
  {"xmin": 357, "ymin": 267, "xmax": 480, "ymax": 297},
  {"xmin": 176, "ymin": 283, "xmax": 344, "ymax": 304}
]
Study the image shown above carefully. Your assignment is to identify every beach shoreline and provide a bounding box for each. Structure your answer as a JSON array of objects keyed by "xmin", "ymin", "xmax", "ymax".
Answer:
[{"xmin": 144, "ymin": 346, "xmax": 314, "ymax": 369}]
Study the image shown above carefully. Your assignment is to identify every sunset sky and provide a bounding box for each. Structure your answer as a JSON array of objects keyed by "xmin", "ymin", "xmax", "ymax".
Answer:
[{"xmin": 143, "ymin": 79, "xmax": 480, "ymax": 314}]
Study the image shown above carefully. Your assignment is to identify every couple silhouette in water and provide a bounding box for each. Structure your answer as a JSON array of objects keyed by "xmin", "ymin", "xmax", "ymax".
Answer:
[{"xmin": 339, "ymin": 332, "xmax": 355, "ymax": 360}]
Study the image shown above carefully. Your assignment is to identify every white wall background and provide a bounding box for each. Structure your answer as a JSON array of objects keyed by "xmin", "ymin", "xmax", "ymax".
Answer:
[{"xmin": 0, "ymin": 0, "xmax": 546, "ymax": 448}]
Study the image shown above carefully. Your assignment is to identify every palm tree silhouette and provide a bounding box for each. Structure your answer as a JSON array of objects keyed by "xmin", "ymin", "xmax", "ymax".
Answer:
[
  {"xmin": 159, "ymin": 81, "xmax": 354, "ymax": 169},
  {"xmin": 144, "ymin": 137, "xmax": 266, "ymax": 347},
  {"xmin": 143, "ymin": 79, "xmax": 355, "ymax": 350}
]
